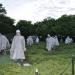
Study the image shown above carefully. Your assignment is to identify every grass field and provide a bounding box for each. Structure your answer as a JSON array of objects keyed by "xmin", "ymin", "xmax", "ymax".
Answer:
[{"xmin": 0, "ymin": 42, "xmax": 75, "ymax": 75}]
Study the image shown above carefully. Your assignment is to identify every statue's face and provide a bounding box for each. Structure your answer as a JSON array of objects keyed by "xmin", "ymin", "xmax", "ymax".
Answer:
[{"xmin": 16, "ymin": 32, "xmax": 21, "ymax": 36}]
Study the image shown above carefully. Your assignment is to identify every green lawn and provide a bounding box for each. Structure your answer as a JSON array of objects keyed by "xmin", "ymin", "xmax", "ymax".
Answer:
[{"xmin": 0, "ymin": 42, "xmax": 75, "ymax": 75}]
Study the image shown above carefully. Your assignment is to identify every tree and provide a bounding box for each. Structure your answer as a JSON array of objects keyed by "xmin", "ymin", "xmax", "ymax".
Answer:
[
  {"xmin": 0, "ymin": 3, "xmax": 15, "ymax": 34},
  {"xmin": 53, "ymin": 15, "xmax": 75, "ymax": 36},
  {"xmin": 16, "ymin": 20, "xmax": 33, "ymax": 36},
  {"xmin": 34, "ymin": 18, "xmax": 56, "ymax": 37},
  {"xmin": 0, "ymin": 3, "xmax": 6, "ymax": 14},
  {"xmin": 0, "ymin": 14, "xmax": 15, "ymax": 34}
]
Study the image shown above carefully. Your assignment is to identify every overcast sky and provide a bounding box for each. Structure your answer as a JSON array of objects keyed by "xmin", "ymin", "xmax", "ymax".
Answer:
[{"xmin": 0, "ymin": 0, "xmax": 75, "ymax": 23}]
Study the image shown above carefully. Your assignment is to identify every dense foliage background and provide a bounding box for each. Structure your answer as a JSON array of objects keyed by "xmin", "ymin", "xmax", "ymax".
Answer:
[{"xmin": 1, "ymin": 3, "xmax": 75, "ymax": 38}]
